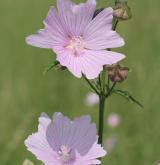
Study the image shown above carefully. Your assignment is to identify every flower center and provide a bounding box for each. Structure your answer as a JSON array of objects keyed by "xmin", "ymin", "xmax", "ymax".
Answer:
[
  {"xmin": 58, "ymin": 145, "xmax": 72, "ymax": 163},
  {"xmin": 66, "ymin": 36, "xmax": 85, "ymax": 56}
]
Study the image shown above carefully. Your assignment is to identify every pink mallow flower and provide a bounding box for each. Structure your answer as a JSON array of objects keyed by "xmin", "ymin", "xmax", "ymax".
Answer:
[
  {"xmin": 85, "ymin": 92, "xmax": 99, "ymax": 106},
  {"xmin": 25, "ymin": 112, "xmax": 106, "ymax": 165},
  {"xmin": 107, "ymin": 113, "xmax": 121, "ymax": 128},
  {"xmin": 26, "ymin": 0, "xmax": 125, "ymax": 79}
]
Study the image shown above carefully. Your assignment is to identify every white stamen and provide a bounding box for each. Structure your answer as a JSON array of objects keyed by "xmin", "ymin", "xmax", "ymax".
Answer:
[{"xmin": 58, "ymin": 145, "xmax": 72, "ymax": 163}]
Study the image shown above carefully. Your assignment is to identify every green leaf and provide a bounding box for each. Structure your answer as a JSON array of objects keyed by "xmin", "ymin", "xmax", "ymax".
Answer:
[
  {"xmin": 113, "ymin": 89, "xmax": 143, "ymax": 108},
  {"xmin": 43, "ymin": 61, "xmax": 59, "ymax": 75},
  {"xmin": 22, "ymin": 159, "xmax": 34, "ymax": 165}
]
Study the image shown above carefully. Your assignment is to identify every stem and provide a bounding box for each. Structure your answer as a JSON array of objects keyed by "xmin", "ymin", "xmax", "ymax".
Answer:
[
  {"xmin": 82, "ymin": 74, "xmax": 99, "ymax": 95},
  {"xmin": 98, "ymin": 95, "xmax": 106, "ymax": 144},
  {"xmin": 106, "ymin": 82, "xmax": 116, "ymax": 98}
]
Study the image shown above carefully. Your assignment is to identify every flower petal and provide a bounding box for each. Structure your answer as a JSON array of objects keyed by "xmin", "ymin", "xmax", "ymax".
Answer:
[
  {"xmin": 75, "ymin": 143, "xmax": 106, "ymax": 165},
  {"xmin": 24, "ymin": 114, "xmax": 58, "ymax": 164},
  {"xmin": 55, "ymin": 49, "xmax": 82, "ymax": 78},
  {"xmin": 56, "ymin": 49, "xmax": 125, "ymax": 79},
  {"xmin": 81, "ymin": 50, "xmax": 125, "ymax": 79},
  {"xmin": 26, "ymin": 7, "xmax": 67, "ymax": 48},
  {"xmin": 57, "ymin": 0, "xmax": 96, "ymax": 35},
  {"xmin": 46, "ymin": 113, "xmax": 97, "ymax": 156},
  {"xmin": 69, "ymin": 116, "xmax": 97, "ymax": 155},
  {"xmin": 83, "ymin": 7, "xmax": 125, "ymax": 50}
]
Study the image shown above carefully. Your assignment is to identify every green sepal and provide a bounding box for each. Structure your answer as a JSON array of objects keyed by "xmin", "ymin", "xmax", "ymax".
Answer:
[{"xmin": 43, "ymin": 61, "xmax": 59, "ymax": 75}]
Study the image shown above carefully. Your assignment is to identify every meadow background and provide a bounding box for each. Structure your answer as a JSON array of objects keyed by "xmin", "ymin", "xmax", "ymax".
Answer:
[{"xmin": 0, "ymin": 0, "xmax": 160, "ymax": 164}]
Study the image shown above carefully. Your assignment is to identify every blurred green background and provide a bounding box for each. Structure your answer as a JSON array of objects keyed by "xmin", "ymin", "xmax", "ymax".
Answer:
[{"xmin": 0, "ymin": 0, "xmax": 160, "ymax": 164}]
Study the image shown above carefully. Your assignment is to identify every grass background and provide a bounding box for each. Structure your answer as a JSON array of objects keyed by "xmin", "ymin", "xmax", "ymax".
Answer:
[{"xmin": 0, "ymin": 0, "xmax": 160, "ymax": 164}]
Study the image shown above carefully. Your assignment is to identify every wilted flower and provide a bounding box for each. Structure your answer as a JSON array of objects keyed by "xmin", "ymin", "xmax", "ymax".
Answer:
[
  {"xmin": 105, "ymin": 64, "xmax": 129, "ymax": 83},
  {"xmin": 107, "ymin": 113, "xmax": 121, "ymax": 128},
  {"xmin": 85, "ymin": 92, "xmax": 99, "ymax": 106},
  {"xmin": 26, "ymin": 0, "xmax": 125, "ymax": 79},
  {"xmin": 104, "ymin": 136, "xmax": 117, "ymax": 152},
  {"xmin": 25, "ymin": 112, "xmax": 106, "ymax": 165}
]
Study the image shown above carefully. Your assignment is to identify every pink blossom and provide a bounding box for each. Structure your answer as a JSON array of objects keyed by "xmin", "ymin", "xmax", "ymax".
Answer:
[
  {"xmin": 85, "ymin": 92, "xmax": 99, "ymax": 106},
  {"xmin": 25, "ymin": 113, "xmax": 106, "ymax": 165},
  {"xmin": 104, "ymin": 136, "xmax": 117, "ymax": 152},
  {"xmin": 107, "ymin": 113, "xmax": 121, "ymax": 128},
  {"xmin": 26, "ymin": 0, "xmax": 125, "ymax": 79}
]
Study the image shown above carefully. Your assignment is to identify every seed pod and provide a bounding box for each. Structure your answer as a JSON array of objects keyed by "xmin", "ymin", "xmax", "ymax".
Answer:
[
  {"xmin": 105, "ymin": 64, "xmax": 129, "ymax": 83},
  {"xmin": 113, "ymin": 1, "xmax": 132, "ymax": 21}
]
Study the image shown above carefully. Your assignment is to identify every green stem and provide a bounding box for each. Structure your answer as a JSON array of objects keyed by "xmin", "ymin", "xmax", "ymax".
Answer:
[
  {"xmin": 106, "ymin": 82, "xmax": 116, "ymax": 98},
  {"xmin": 82, "ymin": 74, "xmax": 99, "ymax": 95},
  {"xmin": 98, "ymin": 95, "xmax": 106, "ymax": 144}
]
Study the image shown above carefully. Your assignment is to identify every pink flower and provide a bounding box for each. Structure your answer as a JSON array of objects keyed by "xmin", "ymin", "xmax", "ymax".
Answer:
[
  {"xmin": 104, "ymin": 136, "xmax": 117, "ymax": 152},
  {"xmin": 85, "ymin": 92, "xmax": 99, "ymax": 106},
  {"xmin": 107, "ymin": 113, "xmax": 121, "ymax": 128},
  {"xmin": 26, "ymin": 0, "xmax": 125, "ymax": 79},
  {"xmin": 25, "ymin": 113, "xmax": 106, "ymax": 165}
]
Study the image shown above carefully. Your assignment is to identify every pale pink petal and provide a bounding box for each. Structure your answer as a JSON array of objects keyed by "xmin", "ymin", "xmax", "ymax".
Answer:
[
  {"xmin": 81, "ymin": 50, "xmax": 125, "ymax": 79},
  {"xmin": 26, "ymin": 7, "xmax": 67, "ymax": 49},
  {"xmin": 57, "ymin": 0, "xmax": 96, "ymax": 35},
  {"xmin": 83, "ymin": 7, "xmax": 125, "ymax": 50},
  {"xmin": 75, "ymin": 143, "xmax": 106, "ymax": 165},
  {"xmin": 24, "ymin": 114, "xmax": 58, "ymax": 164},
  {"xmin": 55, "ymin": 49, "xmax": 82, "ymax": 78},
  {"xmin": 56, "ymin": 49, "xmax": 125, "ymax": 79}
]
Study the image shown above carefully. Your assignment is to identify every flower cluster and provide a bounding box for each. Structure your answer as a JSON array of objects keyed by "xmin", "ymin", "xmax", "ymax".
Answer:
[{"xmin": 24, "ymin": 0, "xmax": 133, "ymax": 164}]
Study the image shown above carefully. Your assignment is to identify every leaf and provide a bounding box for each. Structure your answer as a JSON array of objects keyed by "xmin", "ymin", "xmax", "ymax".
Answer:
[
  {"xmin": 43, "ymin": 61, "xmax": 59, "ymax": 75},
  {"xmin": 113, "ymin": 89, "xmax": 144, "ymax": 108},
  {"xmin": 22, "ymin": 159, "xmax": 34, "ymax": 165}
]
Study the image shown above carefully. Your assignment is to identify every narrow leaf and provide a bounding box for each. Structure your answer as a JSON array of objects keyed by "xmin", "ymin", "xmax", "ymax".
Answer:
[{"xmin": 113, "ymin": 89, "xmax": 143, "ymax": 108}]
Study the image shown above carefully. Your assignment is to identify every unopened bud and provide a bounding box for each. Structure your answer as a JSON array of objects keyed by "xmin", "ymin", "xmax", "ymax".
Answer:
[
  {"xmin": 105, "ymin": 64, "xmax": 129, "ymax": 83},
  {"xmin": 113, "ymin": 1, "xmax": 132, "ymax": 20}
]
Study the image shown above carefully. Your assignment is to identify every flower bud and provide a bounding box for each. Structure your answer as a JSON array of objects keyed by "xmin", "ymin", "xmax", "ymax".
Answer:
[
  {"xmin": 105, "ymin": 64, "xmax": 129, "ymax": 83},
  {"xmin": 113, "ymin": 1, "xmax": 132, "ymax": 21}
]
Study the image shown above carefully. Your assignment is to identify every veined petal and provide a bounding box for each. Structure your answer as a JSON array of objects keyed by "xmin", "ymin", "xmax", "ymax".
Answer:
[
  {"xmin": 55, "ymin": 49, "xmax": 82, "ymax": 78},
  {"xmin": 26, "ymin": 7, "xmax": 67, "ymax": 49},
  {"xmin": 75, "ymin": 143, "xmax": 106, "ymax": 165},
  {"xmin": 85, "ymin": 30, "xmax": 125, "ymax": 50},
  {"xmin": 83, "ymin": 7, "xmax": 125, "ymax": 50},
  {"xmin": 56, "ymin": 49, "xmax": 125, "ymax": 79},
  {"xmin": 24, "ymin": 114, "xmax": 58, "ymax": 164},
  {"xmin": 81, "ymin": 50, "xmax": 125, "ymax": 79},
  {"xmin": 57, "ymin": 0, "xmax": 96, "ymax": 36}
]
